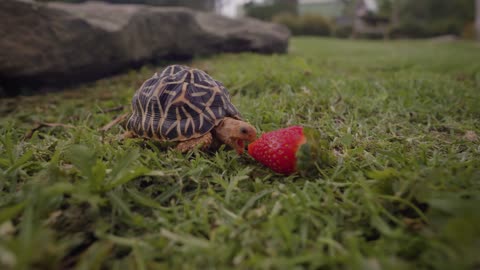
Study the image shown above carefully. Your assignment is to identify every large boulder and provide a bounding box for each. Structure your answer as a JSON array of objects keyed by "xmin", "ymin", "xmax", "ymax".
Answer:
[{"xmin": 0, "ymin": 0, "xmax": 290, "ymax": 96}]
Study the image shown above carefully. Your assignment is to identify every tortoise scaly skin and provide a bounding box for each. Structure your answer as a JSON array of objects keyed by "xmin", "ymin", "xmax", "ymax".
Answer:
[{"xmin": 125, "ymin": 65, "xmax": 257, "ymax": 153}]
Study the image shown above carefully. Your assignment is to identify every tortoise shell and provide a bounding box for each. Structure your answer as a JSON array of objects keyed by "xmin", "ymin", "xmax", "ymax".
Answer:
[{"xmin": 126, "ymin": 65, "xmax": 241, "ymax": 141}]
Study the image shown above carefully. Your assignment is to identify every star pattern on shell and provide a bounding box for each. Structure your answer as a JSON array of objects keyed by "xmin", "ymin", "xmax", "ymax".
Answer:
[{"xmin": 126, "ymin": 65, "xmax": 242, "ymax": 141}]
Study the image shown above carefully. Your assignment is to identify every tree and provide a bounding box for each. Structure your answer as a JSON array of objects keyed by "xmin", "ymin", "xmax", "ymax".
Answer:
[
  {"xmin": 391, "ymin": 0, "xmax": 475, "ymax": 37},
  {"xmin": 398, "ymin": 0, "xmax": 474, "ymax": 22}
]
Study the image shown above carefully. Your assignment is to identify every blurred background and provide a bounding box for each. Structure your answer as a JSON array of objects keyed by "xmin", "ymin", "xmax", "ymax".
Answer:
[
  {"xmin": 39, "ymin": 0, "xmax": 479, "ymax": 39},
  {"xmin": 240, "ymin": 0, "xmax": 477, "ymax": 39}
]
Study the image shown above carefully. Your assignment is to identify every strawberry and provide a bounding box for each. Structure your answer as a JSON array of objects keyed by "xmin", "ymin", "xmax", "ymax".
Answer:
[
  {"xmin": 248, "ymin": 126, "xmax": 307, "ymax": 175},
  {"xmin": 248, "ymin": 126, "xmax": 337, "ymax": 175}
]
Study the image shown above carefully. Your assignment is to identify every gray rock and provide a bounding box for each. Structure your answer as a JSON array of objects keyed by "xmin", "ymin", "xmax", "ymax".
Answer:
[{"xmin": 0, "ymin": 0, "xmax": 289, "ymax": 95}]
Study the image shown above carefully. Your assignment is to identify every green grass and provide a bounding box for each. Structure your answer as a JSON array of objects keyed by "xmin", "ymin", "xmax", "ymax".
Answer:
[{"xmin": 1, "ymin": 37, "xmax": 480, "ymax": 269}]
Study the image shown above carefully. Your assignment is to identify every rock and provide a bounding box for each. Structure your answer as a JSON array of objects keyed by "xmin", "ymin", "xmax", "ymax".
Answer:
[{"xmin": 0, "ymin": 0, "xmax": 290, "ymax": 96}]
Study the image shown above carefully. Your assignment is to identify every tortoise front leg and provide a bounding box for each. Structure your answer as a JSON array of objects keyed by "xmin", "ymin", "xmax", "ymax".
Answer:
[
  {"xmin": 176, "ymin": 132, "xmax": 213, "ymax": 153},
  {"xmin": 121, "ymin": 130, "xmax": 136, "ymax": 140}
]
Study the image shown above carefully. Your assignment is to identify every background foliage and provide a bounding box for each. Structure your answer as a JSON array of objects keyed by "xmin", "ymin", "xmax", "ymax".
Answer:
[
  {"xmin": 392, "ymin": 0, "xmax": 475, "ymax": 38},
  {"xmin": 247, "ymin": 0, "xmax": 476, "ymax": 38}
]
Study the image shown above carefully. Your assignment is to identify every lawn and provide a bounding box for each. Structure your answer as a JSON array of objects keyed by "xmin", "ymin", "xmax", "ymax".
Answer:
[{"xmin": 1, "ymin": 37, "xmax": 480, "ymax": 269}]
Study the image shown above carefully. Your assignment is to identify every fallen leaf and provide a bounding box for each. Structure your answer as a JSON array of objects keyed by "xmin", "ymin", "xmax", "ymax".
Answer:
[{"xmin": 463, "ymin": 130, "xmax": 478, "ymax": 142}]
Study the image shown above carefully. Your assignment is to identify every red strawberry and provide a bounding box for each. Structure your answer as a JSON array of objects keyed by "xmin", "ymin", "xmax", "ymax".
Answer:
[
  {"xmin": 248, "ymin": 126, "xmax": 307, "ymax": 175},
  {"xmin": 248, "ymin": 126, "xmax": 337, "ymax": 175}
]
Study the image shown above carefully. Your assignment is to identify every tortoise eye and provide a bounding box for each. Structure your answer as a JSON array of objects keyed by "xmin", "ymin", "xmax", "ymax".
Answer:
[{"xmin": 240, "ymin": 127, "xmax": 248, "ymax": 134}]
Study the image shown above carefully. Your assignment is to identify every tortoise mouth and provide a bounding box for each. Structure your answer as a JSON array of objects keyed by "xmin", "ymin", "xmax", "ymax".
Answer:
[
  {"xmin": 235, "ymin": 139, "xmax": 245, "ymax": 154},
  {"xmin": 235, "ymin": 136, "xmax": 256, "ymax": 155}
]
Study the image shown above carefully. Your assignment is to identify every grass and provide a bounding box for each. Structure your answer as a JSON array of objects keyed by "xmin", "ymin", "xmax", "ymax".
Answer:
[{"xmin": 1, "ymin": 37, "xmax": 480, "ymax": 269}]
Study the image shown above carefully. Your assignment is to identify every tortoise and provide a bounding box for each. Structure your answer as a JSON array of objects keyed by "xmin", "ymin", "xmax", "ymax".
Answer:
[{"xmin": 124, "ymin": 65, "xmax": 257, "ymax": 154}]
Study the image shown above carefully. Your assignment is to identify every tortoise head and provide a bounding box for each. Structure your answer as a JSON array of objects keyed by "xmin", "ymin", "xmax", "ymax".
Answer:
[{"xmin": 215, "ymin": 117, "xmax": 257, "ymax": 154}]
